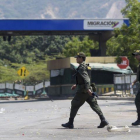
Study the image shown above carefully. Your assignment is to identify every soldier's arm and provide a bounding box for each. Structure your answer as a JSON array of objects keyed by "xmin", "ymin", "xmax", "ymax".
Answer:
[
  {"xmin": 132, "ymin": 67, "xmax": 139, "ymax": 86},
  {"xmin": 78, "ymin": 65, "xmax": 90, "ymax": 90},
  {"xmin": 71, "ymin": 84, "xmax": 76, "ymax": 90},
  {"xmin": 132, "ymin": 79, "xmax": 137, "ymax": 85}
]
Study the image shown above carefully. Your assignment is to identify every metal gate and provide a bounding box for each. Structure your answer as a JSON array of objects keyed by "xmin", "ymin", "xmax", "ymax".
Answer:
[{"xmin": 114, "ymin": 74, "xmax": 139, "ymax": 96}]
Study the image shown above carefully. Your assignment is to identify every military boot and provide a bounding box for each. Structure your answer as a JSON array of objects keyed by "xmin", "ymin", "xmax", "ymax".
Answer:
[
  {"xmin": 62, "ymin": 118, "xmax": 74, "ymax": 129},
  {"xmin": 132, "ymin": 120, "xmax": 140, "ymax": 126},
  {"xmin": 132, "ymin": 113, "xmax": 140, "ymax": 126},
  {"xmin": 97, "ymin": 115, "xmax": 109, "ymax": 128}
]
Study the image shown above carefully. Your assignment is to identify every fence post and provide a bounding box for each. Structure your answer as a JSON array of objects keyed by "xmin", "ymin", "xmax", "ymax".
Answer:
[
  {"xmin": 42, "ymin": 80, "xmax": 47, "ymax": 95},
  {"xmin": 12, "ymin": 82, "xmax": 16, "ymax": 96},
  {"xmin": 24, "ymin": 90, "xmax": 29, "ymax": 100},
  {"xmin": 124, "ymin": 74, "xmax": 126, "ymax": 95},
  {"xmin": 114, "ymin": 74, "xmax": 116, "ymax": 95}
]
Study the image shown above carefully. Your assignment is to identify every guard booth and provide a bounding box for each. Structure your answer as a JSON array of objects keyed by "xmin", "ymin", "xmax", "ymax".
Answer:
[{"xmin": 47, "ymin": 57, "xmax": 133, "ymax": 96}]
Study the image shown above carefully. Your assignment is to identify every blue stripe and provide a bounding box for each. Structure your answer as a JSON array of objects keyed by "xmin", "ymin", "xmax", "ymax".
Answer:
[
  {"xmin": 0, "ymin": 19, "xmax": 130, "ymax": 31},
  {"xmin": 0, "ymin": 19, "xmax": 84, "ymax": 31},
  {"xmin": 123, "ymin": 19, "xmax": 130, "ymax": 26}
]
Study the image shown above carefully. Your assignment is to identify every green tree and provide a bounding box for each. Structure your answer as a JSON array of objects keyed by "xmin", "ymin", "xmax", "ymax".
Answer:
[
  {"xmin": 106, "ymin": 0, "xmax": 140, "ymax": 71},
  {"xmin": 0, "ymin": 35, "xmax": 97, "ymax": 83},
  {"xmin": 63, "ymin": 36, "xmax": 98, "ymax": 57},
  {"xmin": 0, "ymin": 65, "xmax": 19, "ymax": 83}
]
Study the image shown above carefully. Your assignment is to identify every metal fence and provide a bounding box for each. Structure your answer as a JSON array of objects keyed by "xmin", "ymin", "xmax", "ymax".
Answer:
[
  {"xmin": 114, "ymin": 74, "xmax": 139, "ymax": 96},
  {"xmin": 0, "ymin": 81, "xmax": 50, "ymax": 97}
]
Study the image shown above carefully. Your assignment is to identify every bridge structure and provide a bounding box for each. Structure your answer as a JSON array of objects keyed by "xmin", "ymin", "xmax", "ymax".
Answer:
[{"xmin": 0, "ymin": 18, "xmax": 129, "ymax": 56}]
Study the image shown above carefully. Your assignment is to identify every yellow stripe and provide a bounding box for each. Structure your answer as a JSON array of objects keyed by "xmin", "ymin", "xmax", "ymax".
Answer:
[
  {"xmin": 102, "ymin": 88, "xmax": 104, "ymax": 94},
  {"xmin": 98, "ymin": 88, "xmax": 101, "ymax": 95},
  {"xmin": 111, "ymin": 87, "xmax": 114, "ymax": 91},
  {"xmin": 106, "ymin": 88, "xmax": 109, "ymax": 93}
]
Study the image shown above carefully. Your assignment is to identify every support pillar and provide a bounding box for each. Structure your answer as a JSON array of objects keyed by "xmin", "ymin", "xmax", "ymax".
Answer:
[
  {"xmin": 89, "ymin": 31, "xmax": 114, "ymax": 56},
  {"xmin": 99, "ymin": 41, "xmax": 107, "ymax": 56}
]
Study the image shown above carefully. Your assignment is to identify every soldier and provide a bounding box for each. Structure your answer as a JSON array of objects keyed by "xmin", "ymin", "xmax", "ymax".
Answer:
[
  {"xmin": 131, "ymin": 50, "xmax": 140, "ymax": 125},
  {"xmin": 61, "ymin": 52, "xmax": 109, "ymax": 129}
]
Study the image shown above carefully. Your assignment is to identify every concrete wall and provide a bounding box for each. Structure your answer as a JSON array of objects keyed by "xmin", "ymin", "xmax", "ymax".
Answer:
[
  {"xmin": 47, "ymin": 84, "xmax": 114, "ymax": 96},
  {"xmin": 47, "ymin": 57, "xmax": 116, "ymax": 70},
  {"xmin": 47, "ymin": 84, "xmax": 76, "ymax": 96},
  {"xmin": 47, "ymin": 57, "xmax": 71, "ymax": 70}
]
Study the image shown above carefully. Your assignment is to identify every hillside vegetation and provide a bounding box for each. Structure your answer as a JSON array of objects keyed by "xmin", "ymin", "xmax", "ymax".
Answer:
[
  {"xmin": 0, "ymin": 35, "xmax": 97, "ymax": 83},
  {"xmin": 0, "ymin": 0, "xmax": 140, "ymax": 83}
]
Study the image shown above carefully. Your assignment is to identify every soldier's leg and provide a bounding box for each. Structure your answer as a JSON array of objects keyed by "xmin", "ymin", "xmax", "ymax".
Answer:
[
  {"xmin": 86, "ymin": 96, "xmax": 103, "ymax": 116},
  {"xmin": 86, "ymin": 96, "xmax": 108, "ymax": 128},
  {"xmin": 70, "ymin": 93, "xmax": 87, "ymax": 118},
  {"xmin": 62, "ymin": 92, "xmax": 87, "ymax": 128},
  {"xmin": 132, "ymin": 89, "xmax": 140, "ymax": 125},
  {"xmin": 135, "ymin": 93, "xmax": 140, "ymax": 113}
]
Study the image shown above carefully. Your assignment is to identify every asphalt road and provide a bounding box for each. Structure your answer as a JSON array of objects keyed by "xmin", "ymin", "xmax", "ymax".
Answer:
[{"xmin": 0, "ymin": 99, "xmax": 140, "ymax": 140}]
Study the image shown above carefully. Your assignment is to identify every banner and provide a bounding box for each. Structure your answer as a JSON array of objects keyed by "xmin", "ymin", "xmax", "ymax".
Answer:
[
  {"xmin": 45, "ymin": 81, "xmax": 50, "ymax": 87},
  {"xmin": 35, "ymin": 82, "xmax": 43, "ymax": 91},
  {"xmin": 26, "ymin": 86, "xmax": 34, "ymax": 91},
  {"xmin": 26, "ymin": 86, "xmax": 34, "ymax": 96},
  {"xmin": 0, "ymin": 83, "xmax": 5, "ymax": 89},
  {"xmin": 84, "ymin": 19, "xmax": 124, "ymax": 30},
  {"xmin": 51, "ymin": 70, "xmax": 60, "ymax": 77},
  {"xmin": 35, "ymin": 83, "xmax": 44, "ymax": 95},
  {"xmin": 5, "ymin": 83, "xmax": 13, "ymax": 94},
  {"xmin": 51, "ymin": 69, "xmax": 64, "ymax": 77},
  {"xmin": 14, "ymin": 84, "xmax": 25, "ymax": 96},
  {"xmin": 6, "ymin": 83, "xmax": 13, "ymax": 89},
  {"xmin": 15, "ymin": 84, "xmax": 25, "ymax": 91},
  {"xmin": 0, "ymin": 83, "xmax": 5, "ymax": 93}
]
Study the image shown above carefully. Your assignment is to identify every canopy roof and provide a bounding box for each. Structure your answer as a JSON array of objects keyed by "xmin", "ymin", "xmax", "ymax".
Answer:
[
  {"xmin": 0, "ymin": 18, "xmax": 129, "ymax": 36},
  {"xmin": 71, "ymin": 63, "xmax": 133, "ymax": 74}
]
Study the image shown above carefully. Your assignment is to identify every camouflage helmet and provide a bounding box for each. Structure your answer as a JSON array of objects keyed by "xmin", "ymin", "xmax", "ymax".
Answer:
[{"xmin": 74, "ymin": 52, "xmax": 86, "ymax": 58}]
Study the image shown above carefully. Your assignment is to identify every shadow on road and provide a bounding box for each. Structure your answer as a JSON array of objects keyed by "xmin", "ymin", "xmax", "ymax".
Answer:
[
  {"xmin": 0, "ymin": 99, "xmax": 53, "ymax": 104},
  {"xmin": 101, "ymin": 101, "xmax": 134, "ymax": 107}
]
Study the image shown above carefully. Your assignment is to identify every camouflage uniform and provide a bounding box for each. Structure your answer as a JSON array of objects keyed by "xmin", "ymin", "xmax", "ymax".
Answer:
[
  {"xmin": 135, "ymin": 64, "xmax": 140, "ymax": 114},
  {"xmin": 132, "ymin": 50, "xmax": 140, "ymax": 125},
  {"xmin": 70, "ymin": 61, "xmax": 103, "ymax": 119},
  {"xmin": 62, "ymin": 52, "xmax": 108, "ymax": 129}
]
